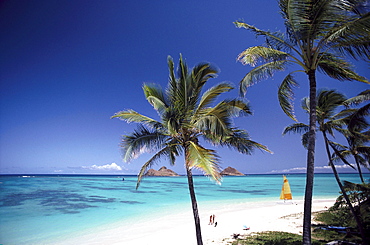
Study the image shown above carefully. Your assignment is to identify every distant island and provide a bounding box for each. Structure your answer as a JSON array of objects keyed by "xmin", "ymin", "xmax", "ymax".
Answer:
[
  {"xmin": 144, "ymin": 166, "xmax": 244, "ymax": 176},
  {"xmin": 145, "ymin": 166, "xmax": 180, "ymax": 176},
  {"xmin": 220, "ymin": 166, "xmax": 245, "ymax": 176}
]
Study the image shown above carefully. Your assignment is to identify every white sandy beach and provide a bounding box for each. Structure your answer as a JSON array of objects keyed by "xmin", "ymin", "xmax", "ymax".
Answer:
[{"xmin": 53, "ymin": 199, "xmax": 335, "ymax": 245}]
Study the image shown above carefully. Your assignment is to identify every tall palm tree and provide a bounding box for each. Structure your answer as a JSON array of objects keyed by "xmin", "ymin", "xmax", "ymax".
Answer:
[
  {"xmin": 112, "ymin": 55, "xmax": 271, "ymax": 245},
  {"xmin": 234, "ymin": 1, "xmax": 370, "ymax": 243},
  {"xmin": 283, "ymin": 89, "xmax": 367, "ymax": 243}
]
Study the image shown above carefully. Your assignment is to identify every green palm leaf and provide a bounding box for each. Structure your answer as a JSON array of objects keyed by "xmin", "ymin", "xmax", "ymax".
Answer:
[
  {"xmin": 278, "ymin": 73, "xmax": 299, "ymax": 121},
  {"xmin": 136, "ymin": 145, "xmax": 179, "ymax": 189},
  {"xmin": 143, "ymin": 83, "xmax": 168, "ymax": 113},
  {"xmin": 283, "ymin": 123, "xmax": 309, "ymax": 135},
  {"xmin": 186, "ymin": 141, "xmax": 221, "ymax": 183},
  {"xmin": 194, "ymin": 107, "xmax": 232, "ymax": 137},
  {"xmin": 237, "ymin": 46, "xmax": 289, "ymax": 66},
  {"xmin": 196, "ymin": 83, "xmax": 233, "ymax": 114},
  {"xmin": 234, "ymin": 21, "xmax": 296, "ymax": 53},
  {"xmin": 111, "ymin": 109, "xmax": 162, "ymax": 129},
  {"xmin": 329, "ymin": 12, "xmax": 370, "ymax": 59},
  {"xmin": 223, "ymin": 99, "xmax": 252, "ymax": 117},
  {"xmin": 121, "ymin": 125, "xmax": 167, "ymax": 162},
  {"xmin": 317, "ymin": 53, "xmax": 369, "ymax": 83},
  {"xmin": 239, "ymin": 60, "xmax": 288, "ymax": 95},
  {"xmin": 344, "ymin": 89, "xmax": 370, "ymax": 106}
]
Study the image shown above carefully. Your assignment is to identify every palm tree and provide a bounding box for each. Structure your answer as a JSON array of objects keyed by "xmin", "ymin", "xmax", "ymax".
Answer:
[
  {"xmin": 283, "ymin": 89, "xmax": 367, "ymax": 243},
  {"xmin": 112, "ymin": 55, "xmax": 271, "ymax": 245},
  {"xmin": 332, "ymin": 118, "xmax": 370, "ymax": 183},
  {"xmin": 341, "ymin": 90, "xmax": 370, "ymax": 182},
  {"xmin": 234, "ymin": 1, "xmax": 370, "ymax": 243}
]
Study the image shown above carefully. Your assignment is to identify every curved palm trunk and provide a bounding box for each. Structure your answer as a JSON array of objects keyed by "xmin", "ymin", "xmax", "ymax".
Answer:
[
  {"xmin": 186, "ymin": 166, "xmax": 203, "ymax": 245},
  {"xmin": 303, "ymin": 70, "xmax": 317, "ymax": 245},
  {"xmin": 325, "ymin": 136, "xmax": 367, "ymax": 244}
]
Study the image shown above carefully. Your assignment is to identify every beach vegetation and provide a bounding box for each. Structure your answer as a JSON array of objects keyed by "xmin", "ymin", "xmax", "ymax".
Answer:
[
  {"xmin": 230, "ymin": 231, "xmax": 323, "ymax": 245},
  {"xmin": 315, "ymin": 182, "xmax": 370, "ymax": 244},
  {"xmin": 283, "ymin": 89, "xmax": 369, "ymax": 243},
  {"xmin": 111, "ymin": 55, "xmax": 271, "ymax": 245},
  {"xmin": 234, "ymin": 1, "xmax": 370, "ymax": 244}
]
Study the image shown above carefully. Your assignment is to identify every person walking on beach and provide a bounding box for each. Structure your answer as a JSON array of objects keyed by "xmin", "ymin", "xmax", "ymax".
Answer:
[{"xmin": 209, "ymin": 214, "xmax": 216, "ymax": 225}]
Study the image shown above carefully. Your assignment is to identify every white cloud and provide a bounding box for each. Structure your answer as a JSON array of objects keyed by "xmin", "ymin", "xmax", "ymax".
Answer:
[
  {"xmin": 82, "ymin": 162, "xmax": 123, "ymax": 171},
  {"xmin": 270, "ymin": 164, "xmax": 352, "ymax": 173},
  {"xmin": 315, "ymin": 164, "xmax": 351, "ymax": 170}
]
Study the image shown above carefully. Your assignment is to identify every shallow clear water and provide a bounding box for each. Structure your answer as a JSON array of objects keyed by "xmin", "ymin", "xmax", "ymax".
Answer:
[{"xmin": 0, "ymin": 173, "xmax": 368, "ymax": 244}]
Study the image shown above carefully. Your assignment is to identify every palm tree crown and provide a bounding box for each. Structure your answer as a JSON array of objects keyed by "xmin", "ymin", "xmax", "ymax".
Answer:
[
  {"xmin": 113, "ymin": 55, "xmax": 270, "ymax": 186},
  {"xmin": 235, "ymin": 1, "xmax": 369, "ymax": 119}
]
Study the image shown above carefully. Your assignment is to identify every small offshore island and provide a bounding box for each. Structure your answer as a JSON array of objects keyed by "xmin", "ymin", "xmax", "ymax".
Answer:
[
  {"xmin": 144, "ymin": 166, "xmax": 244, "ymax": 177},
  {"xmin": 145, "ymin": 166, "xmax": 180, "ymax": 176},
  {"xmin": 220, "ymin": 166, "xmax": 244, "ymax": 176}
]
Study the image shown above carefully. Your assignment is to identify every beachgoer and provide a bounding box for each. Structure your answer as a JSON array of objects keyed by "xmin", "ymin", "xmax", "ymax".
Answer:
[
  {"xmin": 209, "ymin": 215, "xmax": 213, "ymax": 225},
  {"xmin": 212, "ymin": 214, "xmax": 215, "ymax": 224}
]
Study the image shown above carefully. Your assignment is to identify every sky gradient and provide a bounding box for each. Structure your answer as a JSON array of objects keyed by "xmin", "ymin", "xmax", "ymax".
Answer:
[{"xmin": 1, "ymin": 0, "xmax": 369, "ymax": 175}]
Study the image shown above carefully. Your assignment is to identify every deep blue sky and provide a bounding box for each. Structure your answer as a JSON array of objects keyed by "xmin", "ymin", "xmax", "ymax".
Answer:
[{"xmin": 1, "ymin": 0, "xmax": 369, "ymax": 175}]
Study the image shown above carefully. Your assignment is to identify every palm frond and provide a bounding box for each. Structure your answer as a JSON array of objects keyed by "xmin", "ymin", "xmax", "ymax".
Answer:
[
  {"xmin": 344, "ymin": 89, "xmax": 370, "ymax": 106},
  {"xmin": 317, "ymin": 53, "xmax": 369, "ymax": 83},
  {"xmin": 348, "ymin": 103, "xmax": 370, "ymax": 132},
  {"xmin": 283, "ymin": 123, "xmax": 309, "ymax": 135},
  {"xmin": 111, "ymin": 109, "xmax": 162, "ymax": 129},
  {"xmin": 136, "ymin": 145, "xmax": 178, "ymax": 189},
  {"xmin": 223, "ymin": 99, "xmax": 252, "ymax": 118},
  {"xmin": 331, "ymin": 149, "xmax": 352, "ymax": 163},
  {"xmin": 239, "ymin": 60, "xmax": 288, "ymax": 96},
  {"xmin": 220, "ymin": 129, "xmax": 272, "ymax": 154},
  {"xmin": 121, "ymin": 125, "xmax": 167, "ymax": 162},
  {"xmin": 234, "ymin": 21, "xmax": 297, "ymax": 53},
  {"xmin": 316, "ymin": 89, "xmax": 347, "ymax": 118},
  {"xmin": 191, "ymin": 63, "xmax": 218, "ymax": 89},
  {"xmin": 196, "ymin": 83, "xmax": 233, "ymax": 114},
  {"xmin": 189, "ymin": 63, "xmax": 219, "ymax": 111},
  {"xmin": 167, "ymin": 56, "xmax": 178, "ymax": 103},
  {"xmin": 278, "ymin": 73, "xmax": 299, "ymax": 121},
  {"xmin": 357, "ymin": 145, "xmax": 370, "ymax": 162},
  {"xmin": 301, "ymin": 96, "xmax": 310, "ymax": 113},
  {"xmin": 195, "ymin": 98, "xmax": 252, "ymax": 137},
  {"xmin": 237, "ymin": 46, "xmax": 289, "ymax": 67},
  {"xmin": 282, "ymin": 0, "xmax": 336, "ymax": 41},
  {"xmin": 143, "ymin": 83, "xmax": 168, "ymax": 113},
  {"xmin": 328, "ymin": 12, "xmax": 370, "ymax": 60},
  {"xmin": 329, "ymin": 140, "xmax": 356, "ymax": 169},
  {"xmin": 332, "ymin": 108, "xmax": 357, "ymax": 121},
  {"xmin": 194, "ymin": 106, "xmax": 232, "ymax": 138},
  {"xmin": 186, "ymin": 141, "xmax": 222, "ymax": 183}
]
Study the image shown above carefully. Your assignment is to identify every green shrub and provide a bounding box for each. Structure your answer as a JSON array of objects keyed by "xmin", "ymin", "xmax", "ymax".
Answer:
[{"xmin": 231, "ymin": 231, "xmax": 323, "ymax": 245}]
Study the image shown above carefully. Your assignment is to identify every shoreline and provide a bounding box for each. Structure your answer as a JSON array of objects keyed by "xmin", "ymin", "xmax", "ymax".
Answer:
[{"xmin": 51, "ymin": 198, "xmax": 335, "ymax": 245}]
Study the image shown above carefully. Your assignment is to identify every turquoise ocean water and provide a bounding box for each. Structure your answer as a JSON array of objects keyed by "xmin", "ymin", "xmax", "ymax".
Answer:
[{"xmin": 0, "ymin": 173, "xmax": 368, "ymax": 244}]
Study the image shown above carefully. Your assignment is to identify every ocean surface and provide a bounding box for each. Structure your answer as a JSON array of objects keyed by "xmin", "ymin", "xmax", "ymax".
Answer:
[{"xmin": 0, "ymin": 173, "xmax": 368, "ymax": 244}]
